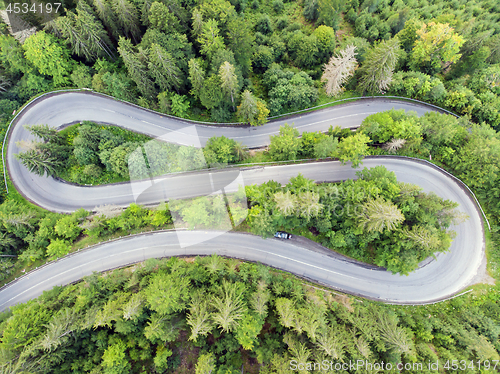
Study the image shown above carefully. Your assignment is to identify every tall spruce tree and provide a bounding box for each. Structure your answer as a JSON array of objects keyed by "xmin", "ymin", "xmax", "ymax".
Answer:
[
  {"xmin": 359, "ymin": 37, "xmax": 401, "ymax": 94},
  {"xmin": 118, "ymin": 37, "xmax": 156, "ymax": 99},
  {"xmin": 147, "ymin": 43, "xmax": 182, "ymax": 92},
  {"xmin": 188, "ymin": 58, "xmax": 205, "ymax": 99},
  {"xmin": 93, "ymin": 0, "xmax": 120, "ymax": 39},
  {"xmin": 236, "ymin": 90, "xmax": 258, "ymax": 124},
  {"xmin": 111, "ymin": 0, "xmax": 141, "ymax": 42}
]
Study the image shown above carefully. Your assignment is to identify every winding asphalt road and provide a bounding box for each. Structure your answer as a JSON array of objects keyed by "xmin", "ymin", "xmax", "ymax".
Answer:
[{"xmin": 0, "ymin": 92, "xmax": 485, "ymax": 310}]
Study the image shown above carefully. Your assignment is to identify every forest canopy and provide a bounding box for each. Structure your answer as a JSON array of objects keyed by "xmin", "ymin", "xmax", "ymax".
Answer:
[{"xmin": 2, "ymin": 0, "xmax": 500, "ymax": 371}]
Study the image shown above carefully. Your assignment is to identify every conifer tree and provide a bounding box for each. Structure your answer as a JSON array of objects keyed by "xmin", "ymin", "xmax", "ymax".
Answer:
[
  {"xmin": 188, "ymin": 58, "xmax": 205, "ymax": 99},
  {"xmin": 273, "ymin": 191, "xmax": 298, "ymax": 216},
  {"xmin": 218, "ymin": 61, "xmax": 238, "ymax": 111},
  {"xmin": 321, "ymin": 45, "xmax": 357, "ymax": 97},
  {"xmin": 186, "ymin": 292, "xmax": 214, "ymax": 341},
  {"xmin": 316, "ymin": 326, "xmax": 344, "ymax": 359},
  {"xmin": 147, "ymin": 43, "xmax": 182, "ymax": 92},
  {"xmin": 15, "ymin": 149, "xmax": 62, "ymax": 177},
  {"xmin": 93, "ymin": 0, "xmax": 120, "ymax": 39},
  {"xmin": 74, "ymin": 1, "xmax": 114, "ymax": 60},
  {"xmin": 195, "ymin": 353, "xmax": 216, "ymax": 374},
  {"xmin": 236, "ymin": 90, "xmax": 258, "ymax": 124},
  {"xmin": 198, "ymin": 19, "xmax": 225, "ymax": 60},
  {"xmin": 24, "ymin": 124, "xmax": 59, "ymax": 143},
  {"xmin": 191, "ymin": 8, "xmax": 203, "ymax": 36},
  {"xmin": 111, "ymin": 0, "xmax": 141, "ymax": 42},
  {"xmin": 118, "ymin": 37, "xmax": 156, "ymax": 99},
  {"xmin": 211, "ymin": 280, "xmax": 246, "ymax": 333},
  {"xmin": 359, "ymin": 37, "xmax": 401, "ymax": 94},
  {"xmin": 357, "ymin": 198, "xmax": 405, "ymax": 233}
]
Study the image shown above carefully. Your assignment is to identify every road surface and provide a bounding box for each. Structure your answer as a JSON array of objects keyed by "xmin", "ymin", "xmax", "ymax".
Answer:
[{"xmin": 0, "ymin": 92, "xmax": 485, "ymax": 310}]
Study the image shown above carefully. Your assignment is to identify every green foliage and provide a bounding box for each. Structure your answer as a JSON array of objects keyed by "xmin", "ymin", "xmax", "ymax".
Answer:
[
  {"xmin": 170, "ymin": 93, "xmax": 190, "ymax": 117},
  {"xmin": 198, "ymin": 19, "xmax": 225, "ymax": 60},
  {"xmin": 147, "ymin": 43, "xmax": 183, "ymax": 92},
  {"xmin": 252, "ymin": 45, "xmax": 275, "ymax": 71},
  {"xmin": 334, "ymin": 131, "xmax": 371, "ymax": 167},
  {"xmin": 200, "ymin": 74, "xmax": 224, "ymax": 110},
  {"xmin": 73, "ymin": 123, "xmax": 101, "ymax": 165},
  {"xmin": 314, "ymin": 136, "xmax": 338, "ymax": 158},
  {"xmin": 195, "ymin": 352, "xmax": 216, "ymax": 374},
  {"xmin": 203, "ymin": 136, "xmax": 246, "ymax": 166},
  {"xmin": 102, "ymin": 340, "xmax": 131, "ymax": 374},
  {"xmin": 268, "ymin": 124, "xmax": 301, "ymax": 161},
  {"xmin": 1, "ymin": 250, "xmax": 499, "ymax": 373},
  {"xmin": 54, "ymin": 1, "xmax": 113, "ymax": 62},
  {"xmin": 118, "ymin": 37, "xmax": 155, "ymax": 99},
  {"xmin": 288, "ymin": 31, "xmax": 319, "ymax": 68},
  {"xmin": 108, "ymin": 142, "xmax": 140, "ymax": 178},
  {"xmin": 153, "ymin": 345, "xmax": 173, "ymax": 371},
  {"xmin": 3, "ymin": 0, "xmax": 500, "ymax": 130},
  {"xmin": 226, "ymin": 16, "xmax": 254, "ymax": 75},
  {"xmin": 170, "ymin": 194, "xmax": 232, "ymax": 230},
  {"xmin": 236, "ymin": 89, "xmax": 258, "ymax": 125},
  {"xmin": 314, "ymin": 25, "xmax": 336, "ymax": 61},
  {"xmin": 3, "ymin": 0, "xmax": 500, "ymax": 370},
  {"xmin": 246, "ymin": 165, "xmax": 460, "ymax": 274},
  {"xmin": 148, "ymin": 1, "xmax": 180, "ymax": 32},
  {"xmin": 389, "ymin": 71, "xmax": 447, "ymax": 104},
  {"xmin": 263, "ymin": 64, "xmax": 318, "ymax": 115},
  {"xmin": 299, "ymin": 131, "xmax": 328, "ymax": 158},
  {"xmin": 71, "ymin": 64, "xmax": 92, "ymax": 88},
  {"xmin": 359, "ymin": 109, "xmax": 422, "ymax": 145},
  {"xmin": 15, "ymin": 149, "xmax": 62, "ymax": 178},
  {"xmin": 54, "ymin": 214, "xmax": 83, "ymax": 241},
  {"xmin": 145, "ymin": 270, "xmax": 191, "ymax": 315},
  {"xmin": 255, "ymin": 14, "xmax": 273, "ymax": 35},
  {"xmin": 318, "ymin": 0, "xmax": 342, "ymax": 30},
  {"xmin": 303, "ymin": 0, "xmax": 319, "ymax": 21},
  {"xmin": 410, "ymin": 22, "xmax": 465, "ymax": 74},
  {"xmin": 46, "ymin": 238, "xmax": 71, "ymax": 260},
  {"xmin": 0, "ymin": 35, "xmax": 29, "ymax": 75},
  {"xmin": 22, "ymin": 31, "xmax": 73, "ymax": 86},
  {"xmin": 358, "ymin": 37, "xmax": 402, "ymax": 94}
]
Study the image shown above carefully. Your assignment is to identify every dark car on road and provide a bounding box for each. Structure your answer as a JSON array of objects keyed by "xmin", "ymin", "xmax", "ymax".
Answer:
[{"xmin": 274, "ymin": 231, "xmax": 292, "ymax": 239}]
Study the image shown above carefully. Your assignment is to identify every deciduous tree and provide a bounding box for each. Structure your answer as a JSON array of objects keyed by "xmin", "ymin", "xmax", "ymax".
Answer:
[
  {"xmin": 334, "ymin": 131, "xmax": 370, "ymax": 167},
  {"xmin": 22, "ymin": 31, "xmax": 72, "ymax": 86},
  {"xmin": 410, "ymin": 22, "xmax": 464, "ymax": 74},
  {"xmin": 269, "ymin": 124, "xmax": 301, "ymax": 161}
]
